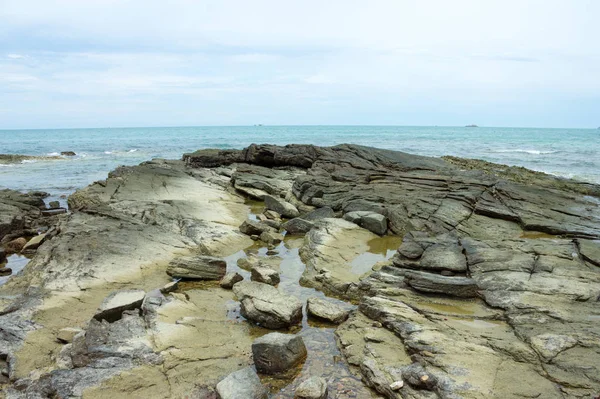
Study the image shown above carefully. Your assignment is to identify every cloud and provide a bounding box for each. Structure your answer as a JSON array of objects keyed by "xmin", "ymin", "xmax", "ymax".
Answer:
[{"xmin": 0, "ymin": 0, "xmax": 599, "ymax": 128}]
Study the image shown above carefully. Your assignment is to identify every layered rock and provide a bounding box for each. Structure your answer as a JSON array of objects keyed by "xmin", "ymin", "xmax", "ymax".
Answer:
[{"xmin": 251, "ymin": 332, "xmax": 307, "ymax": 374}]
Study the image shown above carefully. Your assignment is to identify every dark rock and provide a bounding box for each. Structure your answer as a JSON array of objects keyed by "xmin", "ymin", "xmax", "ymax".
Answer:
[
  {"xmin": 220, "ymin": 272, "xmax": 244, "ymax": 289},
  {"xmin": 61, "ymin": 151, "xmax": 76, "ymax": 156},
  {"xmin": 0, "ymin": 267, "xmax": 12, "ymax": 276},
  {"xmin": 49, "ymin": 201, "xmax": 60, "ymax": 209},
  {"xmin": 166, "ymin": 255, "xmax": 226, "ymax": 280},
  {"xmin": 343, "ymin": 211, "xmax": 388, "ymax": 235},
  {"xmin": 0, "ymin": 248, "xmax": 5, "ymax": 263},
  {"xmin": 259, "ymin": 230, "xmax": 283, "ymax": 245},
  {"xmin": 41, "ymin": 208, "xmax": 67, "ymax": 216},
  {"xmin": 215, "ymin": 367, "xmax": 268, "ymax": 399},
  {"xmin": 252, "ymin": 332, "xmax": 307, "ymax": 374},
  {"xmin": 282, "ymin": 218, "xmax": 315, "ymax": 235}
]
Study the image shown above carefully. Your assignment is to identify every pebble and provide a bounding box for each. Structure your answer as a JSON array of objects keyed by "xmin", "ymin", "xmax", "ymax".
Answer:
[{"xmin": 390, "ymin": 380, "xmax": 404, "ymax": 390}]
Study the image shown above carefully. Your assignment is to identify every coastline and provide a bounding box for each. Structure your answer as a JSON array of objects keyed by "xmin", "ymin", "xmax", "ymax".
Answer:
[{"xmin": 1, "ymin": 144, "xmax": 599, "ymax": 398}]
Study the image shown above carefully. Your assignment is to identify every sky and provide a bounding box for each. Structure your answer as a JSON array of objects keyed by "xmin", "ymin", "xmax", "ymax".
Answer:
[{"xmin": 0, "ymin": 0, "xmax": 599, "ymax": 129}]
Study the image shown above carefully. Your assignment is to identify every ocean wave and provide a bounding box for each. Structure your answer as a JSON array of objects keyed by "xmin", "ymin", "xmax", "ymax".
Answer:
[
  {"xmin": 21, "ymin": 159, "xmax": 37, "ymax": 164},
  {"xmin": 47, "ymin": 152, "xmax": 60, "ymax": 156},
  {"xmin": 104, "ymin": 151, "xmax": 113, "ymax": 155},
  {"xmin": 128, "ymin": 149, "xmax": 138, "ymax": 153},
  {"xmin": 493, "ymin": 149, "xmax": 558, "ymax": 155}
]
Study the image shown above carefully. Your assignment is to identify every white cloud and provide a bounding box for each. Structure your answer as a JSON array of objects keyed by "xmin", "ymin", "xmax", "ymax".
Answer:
[{"xmin": 7, "ymin": 54, "xmax": 25, "ymax": 59}]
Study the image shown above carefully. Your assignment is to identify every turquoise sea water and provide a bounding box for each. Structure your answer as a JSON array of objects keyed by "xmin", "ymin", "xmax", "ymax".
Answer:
[{"xmin": 1, "ymin": 126, "xmax": 599, "ymax": 205}]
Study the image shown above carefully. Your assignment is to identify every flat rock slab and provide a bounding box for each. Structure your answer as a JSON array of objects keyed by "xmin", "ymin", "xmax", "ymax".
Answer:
[
  {"xmin": 264, "ymin": 195, "xmax": 300, "ymax": 218},
  {"xmin": 94, "ymin": 289, "xmax": 146, "ymax": 322},
  {"xmin": 252, "ymin": 332, "xmax": 307, "ymax": 374},
  {"xmin": 239, "ymin": 219, "xmax": 276, "ymax": 236},
  {"xmin": 22, "ymin": 233, "xmax": 47, "ymax": 251},
  {"xmin": 404, "ymin": 271, "xmax": 479, "ymax": 298},
  {"xmin": 306, "ymin": 297, "xmax": 351, "ymax": 324},
  {"xmin": 296, "ymin": 376, "xmax": 328, "ymax": 399},
  {"xmin": 302, "ymin": 207, "xmax": 335, "ymax": 221},
  {"xmin": 216, "ymin": 367, "xmax": 268, "ymax": 399},
  {"xmin": 166, "ymin": 254, "xmax": 226, "ymax": 280},
  {"xmin": 233, "ymin": 281, "xmax": 303, "ymax": 329}
]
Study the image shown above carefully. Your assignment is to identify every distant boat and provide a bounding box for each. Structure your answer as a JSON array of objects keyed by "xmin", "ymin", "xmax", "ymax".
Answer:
[{"xmin": 465, "ymin": 124, "xmax": 478, "ymax": 128}]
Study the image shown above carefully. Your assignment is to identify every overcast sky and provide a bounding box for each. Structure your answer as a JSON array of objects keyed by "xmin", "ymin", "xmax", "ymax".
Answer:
[{"xmin": 1, "ymin": 0, "xmax": 599, "ymax": 129}]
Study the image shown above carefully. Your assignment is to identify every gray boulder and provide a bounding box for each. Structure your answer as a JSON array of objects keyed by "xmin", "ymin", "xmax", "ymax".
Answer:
[
  {"xmin": 166, "ymin": 255, "xmax": 226, "ymax": 280},
  {"xmin": 295, "ymin": 377, "xmax": 328, "ymax": 399},
  {"xmin": 343, "ymin": 211, "xmax": 388, "ymax": 235},
  {"xmin": 220, "ymin": 272, "xmax": 244, "ymax": 289},
  {"xmin": 233, "ymin": 281, "xmax": 303, "ymax": 328},
  {"xmin": 264, "ymin": 195, "xmax": 300, "ymax": 218},
  {"xmin": 215, "ymin": 367, "xmax": 268, "ymax": 399},
  {"xmin": 282, "ymin": 218, "xmax": 315, "ymax": 235},
  {"xmin": 306, "ymin": 297, "xmax": 350, "ymax": 324},
  {"xmin": 252, "ymin": 332, "xmax": 307, "ymax": 374},
  {"xmin": 251, "ymin": 266, "xmax": 280, "ymax": 286}
]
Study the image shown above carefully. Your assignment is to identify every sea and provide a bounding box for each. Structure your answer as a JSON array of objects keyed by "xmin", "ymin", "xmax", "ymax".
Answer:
[{"xmin": 1, "ymin": 126, "xmax": 599, "ymax": 206}]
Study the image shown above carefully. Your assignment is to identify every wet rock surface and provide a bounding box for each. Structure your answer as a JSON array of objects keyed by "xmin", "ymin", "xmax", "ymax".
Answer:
[
  {"xmin": 252, "ymin": 332, "xmax": 307, "ymax": 374},
  {"xmin": 1, "ymin": 144, "xmax": 599, "ymax": 398}
]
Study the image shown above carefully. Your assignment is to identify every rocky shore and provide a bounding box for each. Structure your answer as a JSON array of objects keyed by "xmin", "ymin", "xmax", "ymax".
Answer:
[{"xmin": 1, "ymin": 144, "xmax": 599, "ymax": 398}]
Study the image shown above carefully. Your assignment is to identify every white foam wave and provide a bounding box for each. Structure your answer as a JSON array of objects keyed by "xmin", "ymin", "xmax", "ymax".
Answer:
[
  {"xmin": 104, "ymin": 151, "xmax": 113, "ymax": 155},
  {"xmin": 21, "ymin": 159, "xmax": 37, "ymax": 164},
  {"xmin": 128, "ymin": 149, "xmax": 138, "ymax": 153},
  {"xmin": 47, "ymin": 152, "xmax": 60, "ymax": 156},
  {"xmin": 493, "ymin": 149, "xmax": 558, "ymax": 155}
]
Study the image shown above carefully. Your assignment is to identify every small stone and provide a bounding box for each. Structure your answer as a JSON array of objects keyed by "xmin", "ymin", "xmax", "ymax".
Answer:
[
  {"xmin": 5, "ymin": 237, "xmax": 27, "ymax": 253},
  {"xmin": 216, "ymin": 367, "xmax": 268, "ymax": 399},
  {"xmin": 264, "ymin": 210, "xmax": 281, "ymax": 220},
  {"xmin": 41, "ymin": 208, "xmax": 67, "ymax": 216},
  {"xmin": 60, "ymin": 151, "xmax": 76, "ymax": 156},
  {"xmin": 220, "ymin": 272, "xmax": 244, "ymax": 289},
  {"xmin": 257, "ymin": 214, "xmax": 268, "ymax": 222},
  {"xmin": 160, "ymin": 281, "xmax": 179, "ymax": 294},
  {"xmin": 57, "ymin": 327, "xmax": 83, "ymax": 343},
  {"xmin": 252, "ymin": 332, "xmax": 307, "ymax": 374},
  {"xmin": 264, "ymin": 195, "xmax": 300, "ymax": 218},
  {"xmin": 251, "ymin": 235, "xmax": 260, "ymax": 241},
  {"xmin": 420, "ymin": 375, "xmax": 429, "ymax": 382},
  {"xmin": 0, "ymin": 267, "xmax": 12, "ymax": 276},
  {"xmin": 306, "ymin": 297, "xmax": 351, "ymax": 324},
  {"xmin": 295, "ymin": 376, "xmax": 328, "ymax": 399},
  {"xmin": 389, "ymin": 380, "xmax": 404, "ymax": 390},
  {"xmin": 266, "ymin": 250, "xmax": 279, "ymax": 256},
  {"xmin": 93, "ymin": 289, "xmax": 146, "ymax": 322},
  {"xmin": 260, "ymin": 231, "xmax": 284, "ymax": 245},
  {"xmin": 251, "ymin": 266, "xmax": 280, "ymax": 286},
  {"xmin": 239, "ymin": 219, "xmax": 276, "ymax": 236},
  {"xmin": 22, "ymin": 233, "xmax": 47, "ymax": 251},
  {"xmin": 49, "ymin": 201, "xmax": 60, "ymax": 209},
  {"xmin": 282, "ymin": 218, "xmax": 315, "ymax": 235}
]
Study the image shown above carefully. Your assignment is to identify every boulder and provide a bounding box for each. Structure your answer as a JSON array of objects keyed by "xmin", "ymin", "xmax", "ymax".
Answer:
[
  {"xmin": 260, "ymin": 230, "xmax": 284, "ymax": 245},
  {"xmin": 295, "ymin": 377, "xmax": 328, "ymax": 399},
  {"xmin": 404, "ymin": 271, "xmax": 478, "ymax": 298},
  {"xmin": 215, "ymin": 367, "xmax": 268, "ymax": 399},
  {"xmin": 233, "ymin": 281, "xmax": 303, "ymax": 328},
  {"xmin": 61, "ymin": 151, "xmax": 77, "ymax": 156},
  {"xmin": 302, "ymin": 207, "xmax": 335, "ymax": 221},
  {"xmin": 166, "ymin": 255, "xmax": 226, "ymax": 280},
  {"xmin": 93, "ymin": 289, "xmax": 146, "ymax": 322},
  {"xmin": 22, "ymin": 233, "xmax": 47, "ymax": 251},
  {"xmin": 282, "ymin": 218, "xmax": 315, "ymax": 235},
  {"xmin": 252, "ymin": 332, "xmax": 307, "ymax": 374},
  {"xmin": 220, "ymin": 272, "xmax": 244, "ymax": 289},
  {"xmin": 5, "ymin": 237, "xmax": 27, "ymax": 253},
  {"xmin": 239, "ymin": 219, "xmax": 276, "ymax": 236},
  {"xmin": 264, "ymin": 195, "xmax": 300, "ymax": 218},
  {"xmin": 251, "ymin": 266, "xmax": 280, "ymax": 286},
  {"xmin": 306, "ymin": 297, "xmax": 350, "ymax": 324}
]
